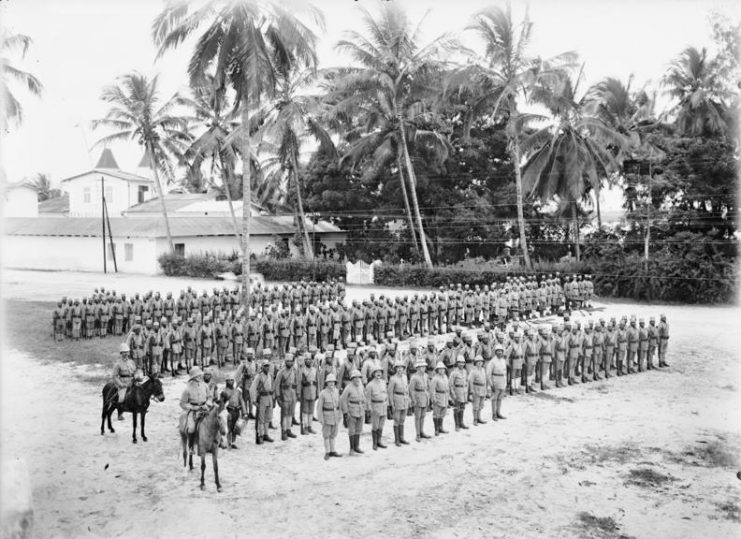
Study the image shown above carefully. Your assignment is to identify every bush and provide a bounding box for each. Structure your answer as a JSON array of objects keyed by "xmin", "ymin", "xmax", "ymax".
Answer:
[
  {"xmin": 253, "ymin": 258, "xmax": 345, "ymax": 282},
  {"xmin": 159, "ymin": 252, "xmax": 239, "ymax": 278},
  {"xmin": 374, "ymin": 242, "xmax": 737, "ymax": 304}
]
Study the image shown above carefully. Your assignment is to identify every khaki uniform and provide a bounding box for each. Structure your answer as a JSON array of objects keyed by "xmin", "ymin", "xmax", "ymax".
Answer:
[
  {"xmin": 340, "ymin": 383, "xmax": 366, "ymax": 436},
  {"xmin": 249, "ymin": 372, "xmax": 274, "ymax": 436},
  {"xmin": 112, "ymin": 357, "xmax": 136, "ymax": 402},
  {"xmin": 316, "ymin": 386, "xmax": 342, "ymax": 440},
  {"xmin": 179, "ymin": 380, "xmax": 210, "ymax": 433}
]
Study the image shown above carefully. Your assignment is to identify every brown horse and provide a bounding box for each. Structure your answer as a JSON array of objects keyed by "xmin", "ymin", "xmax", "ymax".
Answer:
[
  {"xmin": 101, "ymin": 376, "xmax": 165, "ymax": 443},
  {"xmin": 180, "ymin": 402, "xmax": 227, "ymax": 491}
]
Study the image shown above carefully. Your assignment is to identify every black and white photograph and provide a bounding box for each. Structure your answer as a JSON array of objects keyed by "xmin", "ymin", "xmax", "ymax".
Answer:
[{"xmin": 0, "ymin": 0, "xmax": 739, "ymax": 537}]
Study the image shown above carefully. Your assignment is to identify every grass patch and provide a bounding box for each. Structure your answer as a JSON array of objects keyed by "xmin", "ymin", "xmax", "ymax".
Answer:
[
  {"xmin": 695, "ymin": 440, "xmax": 738, "ymax": 468},
  {"xmin": 624, "ymin": 467, "xmax": 676, "ymax": 488},
  {"xmin": 3, "ymin": 299, "xmax": 119, "ymax": 367},
  {"xmin": 574, "ymin": 512, "xmax": 634, "ymax": 539}
]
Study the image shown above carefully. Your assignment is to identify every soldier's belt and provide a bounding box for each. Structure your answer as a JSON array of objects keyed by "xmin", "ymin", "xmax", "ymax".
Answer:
[
  {"xmin": 435, "ymin": 390, "xmax": 448, "ymax": 394},
  {"xmin": 473, "ymin": 382, "xmax": 485, "ymax": 386},
  {"xmin": 322, "ymin": 406, "xmax": 338, "ymax": 411},
  {"xmin": 190, "ymin": 401, "xmax": 206, "ymax": 405},
  {"xmin": 371, "ymin": 399, "xmax": 386, "ymax": 403},
  {"xmin": 302, "ymin": 381, "xmax": 317, "ymax": 386},
  {"xmin": 349, "ymin": 399, "xmax": 361, "ymax": 404},
  {"xmin": 393, "ymin": 391, "xmax": 406, "ymax": 395},
  {"xmin": 259, "ymin": 391, "xmax": 273, "ymax": 396},
  {"xmin": 491, "ymin": 373, "xmax": 505, "ymax": 377},
  {"xmin": 120, "ymin": 374, "xmax": 131, "ymax": 378}
]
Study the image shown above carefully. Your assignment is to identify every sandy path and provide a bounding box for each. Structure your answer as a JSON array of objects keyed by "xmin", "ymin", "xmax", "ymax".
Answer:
[{"xmin": 1, "ymin": 270, "xmax": 741, "ymax": 538}]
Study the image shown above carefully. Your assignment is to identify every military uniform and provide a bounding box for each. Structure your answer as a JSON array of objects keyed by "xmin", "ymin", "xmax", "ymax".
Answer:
[
  {"xmin": 430, "ymin": 364, "xmax": 450, "ymax": 435},
  {"xmin": 340, "ymin": 373, "xmax": 366, "ymax": 454},
  {"xmin": 449, "ymin": 359, "xmax": 469, "ymax": 430},
  {"xmin": 274, "ymin": 360, "xmax": 299, "ymax": 440},
  {"xmin": 249, "ymin": 366, "xmax": 275, "ymax": 444},
  {"xmin": 409, "ymin": 363, "xmax": 431, "ymax": 441},
  {"xmin": 468, "ymin": 359, "xmax": 487, "ymax": 424},
  {"xmin": 387, "ymin": 364, "xmax": 411, "ymax": 446},
  {"xmin": 364, "ymin": 368, "xmax": 389, "ymax": 450},
  {"xmin": 316, "ymin": 376, "xmax": 342, "ymax": 459}
]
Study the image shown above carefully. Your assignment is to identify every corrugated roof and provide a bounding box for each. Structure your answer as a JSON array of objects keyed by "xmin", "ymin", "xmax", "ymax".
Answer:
[
  {"xmin": 123, "ymin": 193, "xmax": 218, "ymax": 215},
  {"xmin": 38, "ymin": 193, "xmax": 69, "ymax": 214},
  {"xmin": 4, "ymin": 215, "xmax": 343, "ymax": 238},
  {"xmin": 60, "ymin": 169, "xmax": 153, "ymax": 184}
]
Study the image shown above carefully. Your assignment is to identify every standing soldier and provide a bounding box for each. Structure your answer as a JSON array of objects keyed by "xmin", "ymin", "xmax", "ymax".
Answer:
[
  {"xmin": 231, "ymin": 314, "xmax": 245, "ymax": 366},
  {"xmin": 626, "ymin": 317, "xmax": 639, "ymax": 374},
  {"xmin": 553, "ymin": 324, "xmax": 567, "ymax": 388},
  {"xmin": 449, "ymin": 356, "xmax": 469, "ymax": 430},
  {"xmin": 507, "ymin": 331, "xmax": 525, "ymax": 393},
  {"xmin": 658, "ymin": 314, "xmax": 670, "ymax": 367},
  {"xmin": 523, "ymin": 328, "xmax": 540, "ymax": 392},
  {"xmin": 409, "ymin": 294, "xmax": 421, "ymax": 336},
  {"xmin": 260, "ymin": 309, "xmax": 276, "ymax": 356},
  {"xmin": 565, "ymin": 323, "xmax": 581, "ymax": 384},
  {"xmin": 291, "ymin": 306, "xmax": 307, "ymax": 350},
  {"xmin": 182, "ymin": 318, "xmax": 197, "ymax": 373},
  {"xmin": 163, "ymin": 292, "xmax": 175, "ymax": 323},
  {"xmin": 299, "ymin": 353, "xmax": 318, "ymax": 435},
  {"xmin": 409, "ymin": 360, "xmax": 431, "ymax": 441},
  {"xmin": 604, "ymin": 318, "xmax": 617, "ymax": 378},
  {"xmin": 387, "ymin": 360, "xmax": 411, "ymax": 446},
  {"xmin": 250, "ymin": 359, "xmax": 275, "ymax": 445},
  {"xmin": 487, "ymin": 344, "xmax": 507, "ymax": 421},
  {"xmin": 580, "ymin": 322, "xmax": 594, "ymax": 383},
  {"xmin": 593, "ymin": 323, "xmax": 605, "ymax": 380},
  {"xmin": 647, "ymin": 317, "xmax": 658, "ymax": 370},
  {"xmin": 53, "ymin": 302, "xmax": 65, "ymax": 341},
  {"xmin": 199, "ymin": 316, "xmax": 215, "ymax": 367},
  {"xmin": 215, "ymin": 316, "xmax": 230, "ymax": 368},
  {"xmin": 221, "ymin": 372, "xmax": 248, "ymax": 449},
  {"xmin": 274, "ymin": 355, "xmax": 299, "ymax": 440},
  {"xmin": 616, "ymin": 317, "xmax": 628, "ymax": 375},
  {"xmin": 236, "ymin": 348, "xmax": 257, "ymax": 419},
  {"xmin": 364, "ymin": 366, "xmax": 389, "ymax": 450},
  {"xmin": 538, "ymin": 325, "xmax": 554, "ymax": 390},
  {"xmin": 637, "ymin": 318, "xmax": 649, "ymax": 372},
  {"xmin": 331, "ymin": 304, "xmax": 342, "ymax": 349},
  {"xmin": 430, "ymin": 362, "xmax": 450, "ymax": 435},
  {"xmin": 112, "ymin": 297, "xmax": 123, "ymax": 336},
  {"xmin": 127, "ymin": 324, "xmax": 146, "ymax": 372},
  {"xmin": 112, "ymin": 343, "xmax": 137, "ymax": 421},
  {"xmin": 277, "ymin": 309, "xmax": 291, "ymax": 359},
  {"xmin": 306, "ymin": 306, "xmax": 318, "ymax": 350},
  {"xmin": 316, "ymin": 373, "xmax": 343, "ymax": 460},
  {"xmin": 468, "ymin": 356, "xmax": 488, "ymax": 425},
  {"xmin": 340, "ymin": 370, "xmax": 366, "ymax": 455},
  {"xmin": 319, "ymin": 305, "xmax": 331, "ymax": 351},
  {"xmin": 168, "ymin": 319, "xmax": 183, "ymax": 375}
]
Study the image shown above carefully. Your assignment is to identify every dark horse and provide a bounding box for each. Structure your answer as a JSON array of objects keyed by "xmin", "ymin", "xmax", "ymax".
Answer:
[
  {"xmin": 180, "ymin": 402, "xmax": 227, "ymax": 491},
  {"xmin": 101, "ymin": 376, "xmax": 165, "ymax": 443}
]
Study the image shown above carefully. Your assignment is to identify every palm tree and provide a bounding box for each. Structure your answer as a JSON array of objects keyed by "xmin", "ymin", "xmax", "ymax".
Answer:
[
  {"xmin": 182, "ymin": 75, "xmax": 241, "ymax": 236},
  {"xmin": 1, "ymin": 31, "xmax": 43, "ymax": 127},
  {"xmin": 257, "ymin": 67, "xmax": 337, "ymax": 258},
  {"xmin": 663, "ymin": 46, "xmax": 729, "ymax": 137},
  {"xmin": 92, "ymin": 72, "xmax": 192, "ymax": 252},
  {"xmin": 520, "ymin": 70, "xmax": 628, "ymax": 259},
  {"xmin": 326, "ymin": 3, "xmax": 455, "ymax": 268},
  {"xmin": 460, "ymin": 5, "xmax": 576, "ymax": 268},
  {"xmin": 153, "ymin": 0, "xmax": 323, "ymax": 306},
  {"xmin": 25, "ymin": 172, "xmax": 62, "ymax": 201}
]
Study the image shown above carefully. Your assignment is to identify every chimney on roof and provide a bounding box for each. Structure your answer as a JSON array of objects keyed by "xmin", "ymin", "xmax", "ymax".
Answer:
[
  {"xmin": 95, "ymin": 148, "xmax": 119, "ymax": 169},
  {"xmin": 137, "ymin": 150, "xmax": 154, "ymax": 180}
]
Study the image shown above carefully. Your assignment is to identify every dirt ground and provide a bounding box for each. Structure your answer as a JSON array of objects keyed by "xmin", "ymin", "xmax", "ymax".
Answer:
[{"xmin": 1, "ymin": 269, "xmax": 740, "ymax": 539}]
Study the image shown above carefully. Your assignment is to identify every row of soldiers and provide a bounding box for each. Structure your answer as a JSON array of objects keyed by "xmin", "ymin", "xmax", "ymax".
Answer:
[
  {"xmin": 176, "ymin": 311, "xmax": 669, "ymax": 457},
  {"xmin": 52, "ymin": 274, "xmax": 597, "ymax": 346}
]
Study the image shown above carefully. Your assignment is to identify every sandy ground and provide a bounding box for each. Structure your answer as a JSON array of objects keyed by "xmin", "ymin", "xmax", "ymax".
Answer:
[{"xmin": 1, "ymin": 269, "xmax": 741, "ymax": 539}]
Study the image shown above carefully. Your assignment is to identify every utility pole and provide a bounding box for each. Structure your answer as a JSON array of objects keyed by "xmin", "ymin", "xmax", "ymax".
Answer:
[
  {"xmin": 102, "ymin": 176, "xmax": 107, "ymax": 273},
  {"xmin": 644, "ymin": 161, "xmax": 652, "ymax": 263}
]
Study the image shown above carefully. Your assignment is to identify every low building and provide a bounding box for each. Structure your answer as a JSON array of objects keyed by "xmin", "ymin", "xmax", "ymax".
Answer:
[{"xmin": 3, "ymin": 183, "xmax": 38, "ymax": 218}]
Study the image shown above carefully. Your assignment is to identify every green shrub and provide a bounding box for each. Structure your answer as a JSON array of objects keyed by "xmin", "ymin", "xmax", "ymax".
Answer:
[
  {"xmin": 253, "ymin": 258, "xmax": 345, "ymax": 282},
  {"xmin": 159, "ymin": 252, "xmax": 236, "ymax": 278}
]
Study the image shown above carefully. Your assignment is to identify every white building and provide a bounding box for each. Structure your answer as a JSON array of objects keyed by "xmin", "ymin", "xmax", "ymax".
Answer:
[
  {"xmin": 3, "ymin": 183, "xmax": 38, "ymax": 218},
  {"xmin": 61, "ymin": 148, "xmax": 156, "ymax": 217}
]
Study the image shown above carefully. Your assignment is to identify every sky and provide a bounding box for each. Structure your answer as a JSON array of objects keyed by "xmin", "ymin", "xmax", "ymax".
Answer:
[{"xmin": 1, "ymin": 0, "xmax": 739, "ymax": 186}]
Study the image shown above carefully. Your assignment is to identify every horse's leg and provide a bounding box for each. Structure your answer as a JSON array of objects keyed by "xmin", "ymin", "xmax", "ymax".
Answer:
[
  {"xmin": 141, "ymin": 412, "xmax": 147, "ymax": 442},
  {"xmin": 200, "ymin": 455, "xmax": 206, "ymax": 490},
  {"xmin": 107, "ymin": 402, "xmax": 115, "ymax": 433},
  {"xmin": 213, "ymin": 451, "xmax": 221, "ymax": 492},
  {"xmin": 181, "ymin": 435, "xmax": 187, "ymax": 467},
  {"xmin": 100, "ymin": 400, "xmax": 107, "ymax": 435},
  {"xmin": 132, "ymin": 412, "xmax": 138, "ymax": 444}
]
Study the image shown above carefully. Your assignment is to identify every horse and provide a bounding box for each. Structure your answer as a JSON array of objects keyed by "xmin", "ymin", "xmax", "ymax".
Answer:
[
  {"xmin": 180, "ymin": 402, "xmax": 227, "ymax": 492},
  {"xmin": 101, "ymin": 376, "xmax": 165, "ymax": 443}
]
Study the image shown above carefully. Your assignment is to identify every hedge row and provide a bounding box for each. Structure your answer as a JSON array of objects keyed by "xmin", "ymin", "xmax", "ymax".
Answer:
[
  {"xmin": 159, "ymin": 252, "xmax": 345, "ymax": 283},
  {"xmin": 374, "ymin": 252, "xmax": 736, "ymax": 304},
  {"xmin": 253, "ymin": 259, "xmax": 345, "ymax": 282}
]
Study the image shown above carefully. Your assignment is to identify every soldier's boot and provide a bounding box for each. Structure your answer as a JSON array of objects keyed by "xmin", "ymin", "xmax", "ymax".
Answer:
[
  {"xmin": 377, "ymin": 427, "xmax": 387, "ymax": 449},
  {"xmin": 459, "ymin": 411, "xmax": 469, "ymax": 430},
  {"xmin": 616, "ymin": 361, "xmax": 622, "ymax": 376},
  {"xmin": 281, "ymin": 430, "xmax": 288, "ymax": 441},
  {"xmin": 364, "ymin": 411, "xmax": 371, "ymax": 425},
  {"xmin": 421, "ymin": 420, "xmax": 431, "ymax": 438},
  {"xmin": 256, "ymin": 433, "xmax": 263, "ymax": 445},
  {"xmin": 286, "ymin": 429, "xmax": 297, "ymax": 438},
  {"xmin": 454, "ymin": 412, "xmax": 461, "ymax": 432},
  {"xmin": 415, "ymin": 419, "xmax": 421, "ymax": 442},
  {"xmin": 307, "ymin": 424, "xmax": 316, "ymax": 434},
  {"xmin": 292, "ymin": 417, "xmax": 300, "ymax": 426},
  {"xmin": 394, "ymin": 426, "xmax": 401, "ymax": 447},
  {"xmin": 354, "ymin": 435, "xmax": 364, "ymax": 454},
  {"xmin": 433, "ymin": 418, "xmax": 440, "ymax": 436},
  {"xmin": 439, "ymin": 417, "xmax": 448, "ymax": 434},
  {"xmin": 372, "ymin": 430, "xmax": 378, "ymax": 450},
  {"xmin": 300, "ymin": 422, "xmax": 306, "ymax": 435},
  {"xmin": 477, "ymin": 410, "xmax": 487, "ymax": 424},
  {"xmin": 348, "ymin": 434, "xmax": 356, "ymax": 455},
  {"xmin": 400, "ymin": 425, "xmax": 410, "ymax": 445},
  {"xmin": 263, "ymin": 431, "xmax": 274, "ymax": 442},
  {"xmin": 269, "ymin": 421, "xmax": 276, "ymax": 429}
]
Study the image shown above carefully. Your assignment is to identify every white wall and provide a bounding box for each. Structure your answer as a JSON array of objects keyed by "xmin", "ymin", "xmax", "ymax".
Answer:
[
  {"xmin": 2, "ymin": 235, "xmax": 159, "ymax": 274},
  {"xmin": 155, "ymin": 235, "xmax": 281, "ymax": 260},
  {"xmin": 4, "ymin": 188, "xmax": 38, "ymax": 218},
  {"xmin": 64, "ymin": 172, "xmax": 154, "ymax": 217}
]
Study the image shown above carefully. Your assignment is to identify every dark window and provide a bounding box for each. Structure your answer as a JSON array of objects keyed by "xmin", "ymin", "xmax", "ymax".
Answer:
[
  {"xmin": 174, "ymin": 243, "xmax": 185, "ymax": 257},
  {"xmin": 137, "ymin": 185, "xmax": 148, "ymax": 204}
]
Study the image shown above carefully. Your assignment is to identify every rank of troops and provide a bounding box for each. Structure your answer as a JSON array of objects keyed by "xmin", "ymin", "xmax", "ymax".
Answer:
[
  {"xmin": 59, "ymin": 274, "xmax": 600, "ymax": 381},
  {"xmin": 165, "ymin": 310, "xmax": 670, "ymax": 461}
]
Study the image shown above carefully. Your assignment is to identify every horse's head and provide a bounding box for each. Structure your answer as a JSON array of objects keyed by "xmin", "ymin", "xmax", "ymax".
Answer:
[{"xmin": 148, "ymin": 375, "xmax": 166, "ymax": 403}]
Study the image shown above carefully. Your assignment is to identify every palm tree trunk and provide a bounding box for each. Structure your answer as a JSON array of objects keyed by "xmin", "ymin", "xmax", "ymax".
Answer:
[
  {"xmin": 594, "ymin": 179, "xmax": 602, "ymax": 228},
  {"xmin": 220, "ymin": 159, "xmax": 240, "ymax": 238},
  {"xmin": 240, "ymin": 86, "xmax": 251, "ymax": 311},
  {"xmin": 146, "ymin": 143, "xmax": 175, "ymax": 253},
  {"xmin": 509, "ymin": 131, "xmax": 532, "ymax": 268},
  {"xmin": 396, "ymin": 152, "xmax": 419, "ymax": 255},
  {"xmin": 290, "ymin": 151, "xmax": 314, "ymax": 259},
  {"xmin": 573, "ymin": 201, "xmax": 581, "ymax": 262},
  {"xmin": 398, "ymin": 122, "xmax": 433, "ymax": 268}
]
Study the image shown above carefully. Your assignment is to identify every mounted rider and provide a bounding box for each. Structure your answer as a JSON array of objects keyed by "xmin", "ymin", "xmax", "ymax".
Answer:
[
  {"xmin": 179, "ymin": 366, "xmax": 211, "ymax": 453},
  {"xmin": 112, "ymin": 342, "xmax": 141, "ymax": 420}
]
